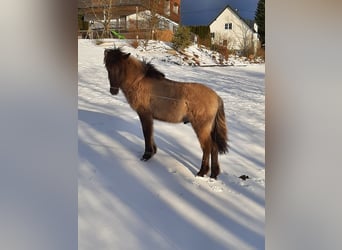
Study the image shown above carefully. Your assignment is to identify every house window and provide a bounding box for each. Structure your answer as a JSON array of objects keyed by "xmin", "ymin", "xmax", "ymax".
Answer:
[
  {"xmin": 173, "ymin": 3, "xmax": 179, "ymax": 14},
  {"xmin": 164, "ymin": 0, "xmax": 170, "ymax": 16},
  {"xmin": 210, "ymin": 32, "xmax": 215, "ymax": 38},
  {"xmin": 159, "ymin": 19, "xmax": 167, "ymax": 29},
  {"xmin": 119, "ymin": 15, "xmax": 126, "ymax": 29},
  {"xmin": 225, "ymin": 23, "xmax": 232, "ymax": 30}
]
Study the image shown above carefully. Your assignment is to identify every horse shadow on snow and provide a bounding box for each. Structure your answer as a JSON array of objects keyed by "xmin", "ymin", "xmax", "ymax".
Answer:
[
  {"xmin": 78, "ymin": 109, "xmax": 200, "ymax": 176},
  {"xmin": 78, "ymin": 108, "xmax": 264, "ymax": 249}
]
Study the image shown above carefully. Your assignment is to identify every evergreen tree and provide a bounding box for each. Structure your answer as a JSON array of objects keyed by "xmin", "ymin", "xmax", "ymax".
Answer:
[
  {"xmin": 254, "ymin": 0, "xmax": 265, "ymax": 45},
  {"xmin": 172, "ymin": 26, "xmax": 192, "ymax": 50},
  {"xmin": 189, "ymin": 26, "xmax": 211, "ymax": 47}
]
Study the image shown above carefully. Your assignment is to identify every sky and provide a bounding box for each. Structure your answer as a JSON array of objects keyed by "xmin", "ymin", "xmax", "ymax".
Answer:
[{"xmin": 181, "ymin": 0, "xmax": 259, "ymax": 25}]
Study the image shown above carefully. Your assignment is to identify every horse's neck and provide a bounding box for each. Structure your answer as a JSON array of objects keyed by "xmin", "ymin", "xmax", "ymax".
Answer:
[
  {"xmin": 123, "ymin": 59, "xmax": 142, "ymax": 83},
  {"xmin": 121, "ymin": 70, "xmax": 144, "ymax": 100},
  {"xmin": 122, "ymin": 70, "xmax": 143, "ymax": 89}
]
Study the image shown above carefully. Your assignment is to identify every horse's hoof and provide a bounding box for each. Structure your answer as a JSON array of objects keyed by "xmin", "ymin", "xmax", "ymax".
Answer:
[
  {"xmin": 196, "ymin": 171, "xmax": 205, "ymax": 177},
  {"xmin": 197, "ymin": 166, "xmax": 209, "ymax": 177},
  {"xmin": 210, "ymin": 174, "xmax": 218, "ymax": 180},
  {"xmin": 140, "ymin": 156, "xmax": 150, "ymax": 161},
  {"xmin": 141, "ymin": 153, "xmax": 153, "ymax": 161}
]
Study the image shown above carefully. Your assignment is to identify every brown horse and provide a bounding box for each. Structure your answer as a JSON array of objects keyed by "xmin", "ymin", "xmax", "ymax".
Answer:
[{"xmin": 104, "ymin": 48, "xmax": 228, "ymax": 179}]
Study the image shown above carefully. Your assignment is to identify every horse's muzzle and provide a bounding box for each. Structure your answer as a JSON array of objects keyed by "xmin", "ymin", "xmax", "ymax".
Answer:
[{"xmin": 110, "ymin": 87, "xmax": 119, "ymax": 95}]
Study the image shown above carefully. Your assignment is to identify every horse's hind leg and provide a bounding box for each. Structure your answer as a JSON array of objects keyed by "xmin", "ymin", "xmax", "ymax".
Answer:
[
  {"xmin": 193, "ymin": 123, "xmax": 212, "ymax": 177},
  {"xmin": 210, "ymin": 144, "xmax": 220, "ymax": 179},
  {"xmin": 197, "ymin": 145, "xmax": 210, "ymax": 177},
  {"xmin": 138, "ymin": 112, "xmax": 157, "ymax": 161}
]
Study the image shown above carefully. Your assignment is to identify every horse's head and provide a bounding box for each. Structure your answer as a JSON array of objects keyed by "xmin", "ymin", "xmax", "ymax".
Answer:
[{"xmin": 104, "ymin": 48, "xmax": 130, "ymax": 95}]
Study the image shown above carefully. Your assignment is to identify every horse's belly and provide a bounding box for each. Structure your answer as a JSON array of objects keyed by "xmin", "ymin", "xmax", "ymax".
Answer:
[{"xmin": 151, "ymin": 100, "xmax": 187, "ymax": 123}]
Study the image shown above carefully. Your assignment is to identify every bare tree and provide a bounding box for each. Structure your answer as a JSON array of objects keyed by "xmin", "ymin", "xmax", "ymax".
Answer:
[
  {"xmin": 78, "ymin": 0, "xmax": 172, "ymax": 41},
  {"xmin": 79, "ymin": 0, "xmax": 115, "ymax": 38},
  {"xmin": 234, "ymin": 22, "xmax": 253, "ymax": 57},
  {"xmin": 139, "ymin": 0, "xmax": 167, "ymax": 40},
  {"xmin": 215, "ymin": 32, "xmax": 235, "ymax": 52},
  {"xmin": 101, "ymin": 0, "xmax": 114, "ymax": 38},
  {"xmin": 213, "ymin": 14, "xmax": 255, "ymax": 56}
]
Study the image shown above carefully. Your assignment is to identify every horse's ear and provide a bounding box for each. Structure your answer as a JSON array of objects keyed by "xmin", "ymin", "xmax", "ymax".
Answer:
[{"xmin": 124, "ymin": 53, "xmax": 130, "ymax": 59}]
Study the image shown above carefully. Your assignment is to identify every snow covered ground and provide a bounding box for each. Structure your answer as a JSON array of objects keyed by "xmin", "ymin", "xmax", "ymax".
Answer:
[{"xmin": 78, "ymin": 39, "xmax": 265, "ymax": 249}]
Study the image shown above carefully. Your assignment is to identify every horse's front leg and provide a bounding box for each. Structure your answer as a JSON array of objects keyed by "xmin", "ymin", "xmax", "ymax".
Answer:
[{"xmin": 138, "ymin": 111, "xmax": 157, "ymax": 161}]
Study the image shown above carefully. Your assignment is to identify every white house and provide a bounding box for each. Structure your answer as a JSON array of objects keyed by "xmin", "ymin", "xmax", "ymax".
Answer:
[
  {"xmin": 126, "ymin": 10, "xmax": 179, "ymax": 33},
  {"xmin": 209, "ymin": 5, "xmax": 259, "ymax": 55}
]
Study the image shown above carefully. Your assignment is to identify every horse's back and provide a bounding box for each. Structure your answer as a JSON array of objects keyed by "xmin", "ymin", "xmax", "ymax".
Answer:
[{"xmin": 147, "ymin": 78, "xmax": 220, "ymax": 123}]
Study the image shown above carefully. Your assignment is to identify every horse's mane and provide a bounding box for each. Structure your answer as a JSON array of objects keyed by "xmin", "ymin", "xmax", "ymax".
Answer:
[
  {"xmin": 142, "ymin": 61, "xmax": 165, "ymax": 79},
  {"xmin": 104, "ymin": 48, "xmax": 165, "ymax": 79},
  {"xmin": 104, "ymin": 48, "xmax": 125, "ymax": 69}
]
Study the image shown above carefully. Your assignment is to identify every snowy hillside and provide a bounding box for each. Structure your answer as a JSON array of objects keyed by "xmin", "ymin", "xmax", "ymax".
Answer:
[
  {"xmin": 78, "ymin": 39, "xmax": 265, "ymax": 249},
  {"xmin": 91, "ymin": 39, "xmax": 261, "ymax": 66}
]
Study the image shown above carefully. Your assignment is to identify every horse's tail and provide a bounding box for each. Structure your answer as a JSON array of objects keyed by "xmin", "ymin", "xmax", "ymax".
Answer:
[{"xmin": 211, "ymin": 97, "xmax": 229, "ymax": 154}]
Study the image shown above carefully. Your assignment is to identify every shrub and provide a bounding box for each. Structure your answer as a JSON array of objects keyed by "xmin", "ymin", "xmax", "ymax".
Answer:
[
  {"xmin": 256, "ymin": 47, "xmax": 265, "ymax": 61},
  {"xmin": 189, "ymin": 26, "xmax": 211, "ymax": 47},
  {"xmin": 211, "ymin": 44, "xmax": 230, "ymax": 60},
  {"xmin": 94, "ymin": 39, "xmax": 104, "ymax": 45},
  {"xmin": 155, "ymin": 29, "xmax": 173, "ymax": 42},
  {"xmin": 172, "ymin": 26, "xmax": 192, "ymax": 51},
  {"xmin": 130, "ymin": 39, "xmax": 139, "ymax": 49}
]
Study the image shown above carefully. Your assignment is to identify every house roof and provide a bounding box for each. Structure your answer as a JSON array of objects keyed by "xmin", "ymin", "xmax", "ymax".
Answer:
[
  {"xmin": 208, "ymin": 4, "xmax": 254, "ymax": 31},
  {"xmin": 183, "ymin": 4, "xmax": 254, "ymax": 31}
]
